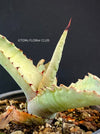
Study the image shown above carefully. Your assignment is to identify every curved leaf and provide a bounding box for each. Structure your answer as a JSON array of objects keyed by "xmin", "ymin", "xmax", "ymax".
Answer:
[
  {"xmin": 28, "ymin": 74, "xmax": 100, "ymax": 118},
  {"xmin": 0, "ymin": 35, "xmax": 42, "ymax": 100}
]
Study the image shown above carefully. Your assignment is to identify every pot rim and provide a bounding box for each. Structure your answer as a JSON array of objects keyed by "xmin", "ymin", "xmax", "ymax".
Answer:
[{"xmin": 0, "ymin": 90, "xmax": 25, "ymax": 100}]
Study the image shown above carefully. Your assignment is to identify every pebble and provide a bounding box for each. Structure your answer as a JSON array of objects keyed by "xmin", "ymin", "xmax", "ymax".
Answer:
[
  {"xmin": 58, "ymin": 117, "xmax": 63, "ymax": 122},
  {"xmin": 39, "ymin": 125, "xmax": 45, "ymax": 131},
  {"xmin": 63, "ymin": 122, "xmax": 75, "ymax": 128},
  {"xmin": 11, "ymin": 130, "xmax": 24, "ymax": 134},
  {"xmin": 33, "ymin": 131, "xmax": 38, "ymax": 134},
  {"xmin": 81, "ymin": 111, "xmax": 91, "ymax": 119},
  {"xmin": 19, "ymin": 103, "xmax": 26, "ymax": 109},
  {"xmin": 86, "ymin": 131, "xmax": 92, "ymax": 134},
  {"xmin": 9, "ymin": 100, "xmax": 19, "ymax": 105},
  {"xmin": 0, "ymin": 99, "xmax": 8, "ymax": 105},
  {"xmin": 54, "ymin": 121, "xmax": 60, "ymax": 126},
  {"xmin": 45, "ymin": 123, "xmax": 52, "ymax": 128}
]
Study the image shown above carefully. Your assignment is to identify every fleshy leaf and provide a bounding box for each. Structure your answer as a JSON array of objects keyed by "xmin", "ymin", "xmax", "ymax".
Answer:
[
  {"xmin": 38, "ymin": 18, "xmax": 72, "ymax": 91},
  {"xmin": 0, "ymin": 106, "xmax": 44, "ymax": 129},
  {"xmin": 0, "ymin": 35, "xmax": 42, "ymax": 100},
  {"xmin": 37, "ymin": 59, "xmax": 46, "ymax": 74},
  {"xmin": 70, "ymin": 73, "xmax": 100, "ymax": 94},
  {"xmin": 37, "ymin": 59, "xmax": 57, "ymax": 85},
  {"xmin": 28, "ymin": 74, "xmax": 100, "ymax": 118}
]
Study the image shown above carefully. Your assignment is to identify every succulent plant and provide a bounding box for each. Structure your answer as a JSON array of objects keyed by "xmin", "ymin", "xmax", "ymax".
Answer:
[{"xmin": 0, "ymin": 19, "xmax": 100, "ymax": 129}]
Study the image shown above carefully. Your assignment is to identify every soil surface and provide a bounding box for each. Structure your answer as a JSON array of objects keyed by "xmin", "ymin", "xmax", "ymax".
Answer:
[{"xmin": 0, "ymin": 99, "xmax": 100, "ymax": 134}]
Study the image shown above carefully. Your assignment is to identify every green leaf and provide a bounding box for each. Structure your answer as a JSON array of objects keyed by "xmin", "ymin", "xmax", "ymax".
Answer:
[
  {"xmin": 0, "ymin": 35, "xmax": 42, "ymax": 100},
  {"xmin": 28, "ymin": 74, "xmax": 100, "ymax": 118},
  {"xmin": 38, "ymin": 24, "xmax": 70, "ymax": 91}
]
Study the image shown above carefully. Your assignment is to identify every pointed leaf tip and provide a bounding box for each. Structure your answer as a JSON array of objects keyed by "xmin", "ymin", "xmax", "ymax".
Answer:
[{"xmin": 65, "ymin": 18, "xmax": 72, "ymax": 30}]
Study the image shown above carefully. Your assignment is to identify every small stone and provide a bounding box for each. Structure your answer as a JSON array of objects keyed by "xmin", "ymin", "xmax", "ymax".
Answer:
[
  {"xmin": 81, "ymin": 111, "xmax": 91, "ymax": 119},
  {"xmin": 42, "ymin": 127, "xmax": 53, "ymax": 133},
  {"xmin": 39, "ymin": 132, "xmax": 43, "ymax": 134},
  {"xmin": 5, "ymin": 124, "xmax": 10, "ymax": 130},
  {"xmin": 6, "ymin": 105, "xmax": 10, "ymax": 110},
  {"xmin": 45, "ymin": 123, "xmax": 52, "ymax": 128},
  {"xmin": 76, "ymin": 107, "xmax": 84, "ymax": 111},
  {"xmin": 33, "ymin": 131, "xmax": 38, "ymax": 134},
  {"xmin": 82, "ymin": 122, "xmax": 96, "ymax": 131},
  {"xmin": 11, "ymin": 130, "xmax": 24, "ymax": 134},
  {"xmin": 54, "ymin": 121, "xmax": 60, "ymax": 126},
  {"xmin": 19, "ymin": 103, "xmax": 26, "ymax": 109},
  {"xmin": 70, "ymin": 126, "xmax": 84, "ymax": 134},
  {"xmin": 86, "ymin": 131, "xmax": 93, "ymax": 134},
  {"xmin": 56, "ymin": 127, "xmax": 62, "ymax": 133},
  {"xmin": 63, "ymin": 122, "xmax": 75, "ymax": 128},
  {"xmin": 58, "ymin": 117, "xmax": 63, "ymax": 122},
  {"xmin": 9, "ymin": 100, "xmax": 19, "ymax": 105},
  {"xmin": 63, "ymin": 122, "xmax": 75, "ymax": 134},
  {"xmin": 39, "ymin": 125, "xmax": 44, "ymax": 131},
  {"xmin": 0, "ymin": 99, "xmax": 8, "ymax": 105}
]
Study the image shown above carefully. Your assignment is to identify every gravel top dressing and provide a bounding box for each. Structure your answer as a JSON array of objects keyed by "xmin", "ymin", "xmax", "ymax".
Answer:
[{"xmin": 0, "ymin": 99, "xmax": 100, "ymax": 134}]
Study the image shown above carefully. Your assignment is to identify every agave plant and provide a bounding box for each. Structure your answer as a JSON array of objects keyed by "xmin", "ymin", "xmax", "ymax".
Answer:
[{"xmin": 0, "ymin": 19, "xmax": 100, "ymax": 129}]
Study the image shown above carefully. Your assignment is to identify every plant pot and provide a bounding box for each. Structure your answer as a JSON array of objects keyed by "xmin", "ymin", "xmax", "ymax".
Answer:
[
  {"xmin": 0, "ymin": 90, "xmax": 100, "ymax": 134},
  {"xmin": 0, "ymin": 90, "xmax": 25, "ymax": 101}
]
